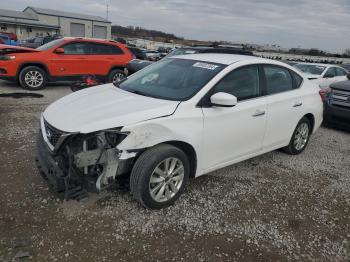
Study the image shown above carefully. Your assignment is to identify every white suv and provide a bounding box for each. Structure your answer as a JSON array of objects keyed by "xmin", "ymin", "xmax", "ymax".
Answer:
[{"xmin": 37, "ymin": 54, "xmax": 323, "ymax": 209}]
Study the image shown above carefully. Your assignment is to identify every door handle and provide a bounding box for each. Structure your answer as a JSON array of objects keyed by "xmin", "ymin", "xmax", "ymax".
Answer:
[
  {"xmin": 252, "ymin": 110, "xmax": 265, "ymax": 117},
  {"xmin": 293, "ymin": 102, "xmax": 303, "ymax": 107}
]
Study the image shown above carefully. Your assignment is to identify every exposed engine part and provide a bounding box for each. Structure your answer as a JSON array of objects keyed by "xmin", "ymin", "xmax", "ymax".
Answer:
[{"xmin": 36, "ymin": 127, "xmax": 137, "ymax": 200}]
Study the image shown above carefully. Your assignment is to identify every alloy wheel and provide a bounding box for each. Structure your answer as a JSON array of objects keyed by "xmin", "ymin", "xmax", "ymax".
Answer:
[
  {"xmin": 24, "ymin": 71, "xmax": 43, "ymax": 89},
  {"xmin": 149, "ymin": 157, "xmax": 185, "ymax": 203},
  {"xmin": 294, "ymin": 122, "xmax": 309, "ymax": 151},
  {"xmin": 112, "ymin": 73, "xmax": 125, "ymax": 85}
]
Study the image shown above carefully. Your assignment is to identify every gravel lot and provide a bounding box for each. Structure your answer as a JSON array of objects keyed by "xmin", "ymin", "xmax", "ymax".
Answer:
[{"xmin": 0, "ymin": 80, "xmax": 349, "ymax": 262}]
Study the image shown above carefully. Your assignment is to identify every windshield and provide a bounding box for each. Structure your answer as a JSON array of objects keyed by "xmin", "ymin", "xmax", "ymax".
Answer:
[
  {"xmin": 119, "ymin": 58, "xmax": 225, "ymax": 101},
  {"xmin": 166, "ymin": 48, "xmax": 198, "ymax": 58},
  {"xmin": 36, "ymin": 38, "xmax": 64, "ymax": 51},
  {"xmin": 294, "ymin": 64, "xmax": 326, "ymax": 75}
]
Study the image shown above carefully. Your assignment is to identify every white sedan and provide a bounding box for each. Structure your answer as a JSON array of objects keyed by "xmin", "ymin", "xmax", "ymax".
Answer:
[
  {"xmin": 37, "ymin": 54, "xmax": 323, "ymax": 209},
  {"xmin": 294, "ymin": 63, "xmax": 348, "ymax": 90}
]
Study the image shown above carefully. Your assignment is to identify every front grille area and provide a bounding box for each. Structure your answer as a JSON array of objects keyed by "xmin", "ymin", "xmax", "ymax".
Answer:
[
  {"xmin": 331, "ymin": 89, "xmax": 350, "ymax": 108},
  {"xmin": 44, "ymin": 120, "xmax": 63, "ymax": 147}
]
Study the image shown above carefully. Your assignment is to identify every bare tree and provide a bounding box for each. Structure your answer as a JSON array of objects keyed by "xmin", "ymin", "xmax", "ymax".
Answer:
[{"xmin": 343, "ymin": 49, "xmax": 350, "ymax": 56}]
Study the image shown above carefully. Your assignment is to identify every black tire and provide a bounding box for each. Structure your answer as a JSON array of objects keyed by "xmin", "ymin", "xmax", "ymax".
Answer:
[
  {"xmin": 108, "ymin": 69, "xmax": 126, "ymax": 85},
  {"xmin": 130, "ymin": 144, "xmax": 190, "ymax": 209},
  {"xmin": 283, "ymin": 117, "xmax": 311, "ymax": 155},
  {"xmin": 19, "ymin": 66, "xmax": 47, "ymax": 90}
]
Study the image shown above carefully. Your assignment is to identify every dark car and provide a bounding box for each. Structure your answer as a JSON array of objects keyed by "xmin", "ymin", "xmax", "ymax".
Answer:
[
  {"xmin": 323, "ymin": 73, "xmax": 350, "ymax": 128},
  {"xmin": 126, "ymin": 46, "xmax": 254, "ymax": 75},
  {"xmin": 127, "ymin": 46, "xmax": 147, "ymax": 60},
  {"xmin": 19, "ymin": 35, "xmax": 61, "ymax": 48}
]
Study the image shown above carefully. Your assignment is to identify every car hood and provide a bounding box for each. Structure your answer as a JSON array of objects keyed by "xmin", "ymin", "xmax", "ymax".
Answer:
[
  {"xmin": 43, "ymin": 84, "xmax": 180, "ymax": 133},
  {"xmin": 0, "ymin": 44, "xmax": 38, "ymax": 54}
]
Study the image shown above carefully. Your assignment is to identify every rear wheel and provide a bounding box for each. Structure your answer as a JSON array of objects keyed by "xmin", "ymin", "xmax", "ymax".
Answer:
[
  {"xmin": 130, "ymin": 144, "xmax": 190, "ymax": 209},
  {"xmin": 19, "ymin": 66, "xmax": 47, "ymax": 90},
  {"xmin": 283, "ymin": 117, "xmax": 311, "ymax": 155},
  {"xmin": 108, "ymin": 69, "xmax": 126, "ymax": 85}
]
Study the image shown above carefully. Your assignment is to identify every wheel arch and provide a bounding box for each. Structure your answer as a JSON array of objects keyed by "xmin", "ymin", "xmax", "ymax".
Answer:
[
  {"xmin": 303, "ymin": 113, "xmax": 315, "ymax": 133},
  {"xmin": 17, "ymin": 62, "xmax": 50, "ymax": 79},
  {"xmin": 108, "ymin": 66, "xmax": 127, "ymax": 76},
  {"xmin": 161, "ymin": 140, "xmax": 197, "ymax": 179}
]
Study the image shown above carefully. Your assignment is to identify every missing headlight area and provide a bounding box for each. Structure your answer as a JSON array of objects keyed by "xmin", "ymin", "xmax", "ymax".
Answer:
[{"xmin": 36, "ymin": 122, "xmax": 136, "ymax": 200}]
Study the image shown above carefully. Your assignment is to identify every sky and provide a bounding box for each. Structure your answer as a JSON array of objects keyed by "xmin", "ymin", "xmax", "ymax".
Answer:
[{"xmin": 3, "ymin": 0, "xmax": 350, "ymax": 53}]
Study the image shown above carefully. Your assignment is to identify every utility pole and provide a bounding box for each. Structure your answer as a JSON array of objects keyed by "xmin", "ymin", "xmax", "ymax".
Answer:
[{"xmin": 106, "ymin": 0, "xmax": 109, "ymax": 20}]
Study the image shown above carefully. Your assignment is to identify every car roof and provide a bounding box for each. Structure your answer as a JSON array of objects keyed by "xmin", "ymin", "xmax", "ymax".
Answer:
[
  {"xmin": 171, "ymin": 53, "xmax": 279, "ymax": 66},
  {"xmin": 62, "ymin": 37, "xmax": 117, "ymax": 44},
  {"xmin": 295, "ymin": 62, "xmax": 336, "ymax": 67}
]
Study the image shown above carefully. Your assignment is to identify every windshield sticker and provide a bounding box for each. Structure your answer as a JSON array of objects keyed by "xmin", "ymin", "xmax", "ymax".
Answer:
[
  {"xmin": 193, "ymin": 62, "xmax": 219, "ymax": 70},
  {"xmin": 185, "ymin": 50, "xmax": 196, "ymax": 54}
]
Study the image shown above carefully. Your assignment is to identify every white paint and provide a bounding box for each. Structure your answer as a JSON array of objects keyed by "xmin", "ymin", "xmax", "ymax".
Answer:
[
  {"xmin": 43, "ymin": 54, "xmax": 323, "ymax": 179},
  {"xmin": 294, "ymin": 62, "xmax": 348, "ymax": 90}
]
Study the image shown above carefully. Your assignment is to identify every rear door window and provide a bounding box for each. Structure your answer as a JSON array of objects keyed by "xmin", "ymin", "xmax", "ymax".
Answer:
[
  {"xmin": 264, "ymin": 65, "xmax": 294, "ymax": 95},
  {"xmin": 62, "ymin": 42, "xmax": 89, "ymax": 55}
]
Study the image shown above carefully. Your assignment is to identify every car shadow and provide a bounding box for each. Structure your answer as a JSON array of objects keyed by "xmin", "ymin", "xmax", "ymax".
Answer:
[{"xmin": 322, "ymin": 123, "xmax": 350, "ymax": 134}]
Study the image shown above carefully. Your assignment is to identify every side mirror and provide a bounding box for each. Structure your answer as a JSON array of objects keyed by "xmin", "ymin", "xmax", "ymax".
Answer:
[
  {"xmin": 54, "ymin": 48, "xmax": 64, "ymax": 54},
  {"xmin": 347, "ymin": 73, "xmax": 350, "ymax": 80},
  {"xmin": 210, "ymin": 92, "xmax": 237, "ymax": 107}
]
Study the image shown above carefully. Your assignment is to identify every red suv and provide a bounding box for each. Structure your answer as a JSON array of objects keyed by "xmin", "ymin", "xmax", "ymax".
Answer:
[{"xmin": 0, "ymin": 38, "xmax": 133, "ymax": 90}]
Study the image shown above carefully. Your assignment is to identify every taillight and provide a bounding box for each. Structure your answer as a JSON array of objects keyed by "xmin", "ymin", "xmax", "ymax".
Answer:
[{"xmin": 319, "ymin": 87, "xmax": 332, "ymax": 102}]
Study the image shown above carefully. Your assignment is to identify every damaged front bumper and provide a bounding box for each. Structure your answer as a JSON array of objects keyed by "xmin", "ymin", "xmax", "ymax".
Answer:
[{"xmin": 36, "ymin": 116, "xmax": 136, "ymax": 199}]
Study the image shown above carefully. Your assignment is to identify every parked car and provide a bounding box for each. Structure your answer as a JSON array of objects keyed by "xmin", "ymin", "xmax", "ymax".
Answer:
[
  {"xmin": 19, "ymin": 35, "xmax": 62, "ymax": 49},
  {"xmin": 293, "ymin": 63, "xmax": 348, "ymax": 90},
  {"xmin": 323, "ymin": 73, "xmax": 350, "ymax": 128},
  {"xmin": 342, "ymin": 64, "xmax": 350, "ymax": 71},
  {"xmin": 0, "ymin": 37, "xmax": 133, "ymax": 90},
  {"xmin": 0, "ymin": 32, "xmax": 18, "ymax": 41},
  {"xmin": 145, "ymin": 50, "xmax": 161, "ymax": 61},
  {"xmin": 127, "ymin": 46, "xmax": 147, "ymax": 60},
  {"xmin": 126, "ymin": 46, "xmax": 254, "ymax": 75},
  {"xmin": 37, "ymin": 54, "xmax": 323, "ymax": 208},
  {"xmin": 166, "ymin": 46, "xmax": 254, "ymax": 57},
  {"xmin": 0, "ymin": 34, "xmax": 17, "ymax": 46}
]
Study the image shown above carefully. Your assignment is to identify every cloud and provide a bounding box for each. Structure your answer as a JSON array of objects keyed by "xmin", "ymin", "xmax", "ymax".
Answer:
[{"xmin": 3, "ymin": 0, "xmax": 350, "ymax": 52}]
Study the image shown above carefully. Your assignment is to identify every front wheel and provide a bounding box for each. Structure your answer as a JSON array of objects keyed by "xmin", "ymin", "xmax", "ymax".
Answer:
[
  {"xmin": 130, "ymin": 144, "xmax": 190, "ymax": 209},
  {"xmin": 19, "ymin": 66, "xmax": 47, "ymax": 90},
  {"xmin": 283, "ymin": 117, "xmax": 311, "ymax": 155}
]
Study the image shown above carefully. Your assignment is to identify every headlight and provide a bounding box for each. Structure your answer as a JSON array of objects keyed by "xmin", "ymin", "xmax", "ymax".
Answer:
[
  {"xmin": 103, "ymin": 129, "xmax": 129, "ymax": 147},
  {"xmin": 0, "ymin": 55, "xmax": 16, "ymax": 61}
]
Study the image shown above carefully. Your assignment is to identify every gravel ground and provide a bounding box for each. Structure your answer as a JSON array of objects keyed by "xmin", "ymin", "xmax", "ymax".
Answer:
[{"xmin": 0, "ymin": 80, "xmax": 349, "ymax": 262}]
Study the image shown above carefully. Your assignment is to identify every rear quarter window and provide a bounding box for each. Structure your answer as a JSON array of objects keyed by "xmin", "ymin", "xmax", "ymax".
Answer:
[{"xmin": 291, "ymin": 71, "xmax": 303, "ymax": 88}]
